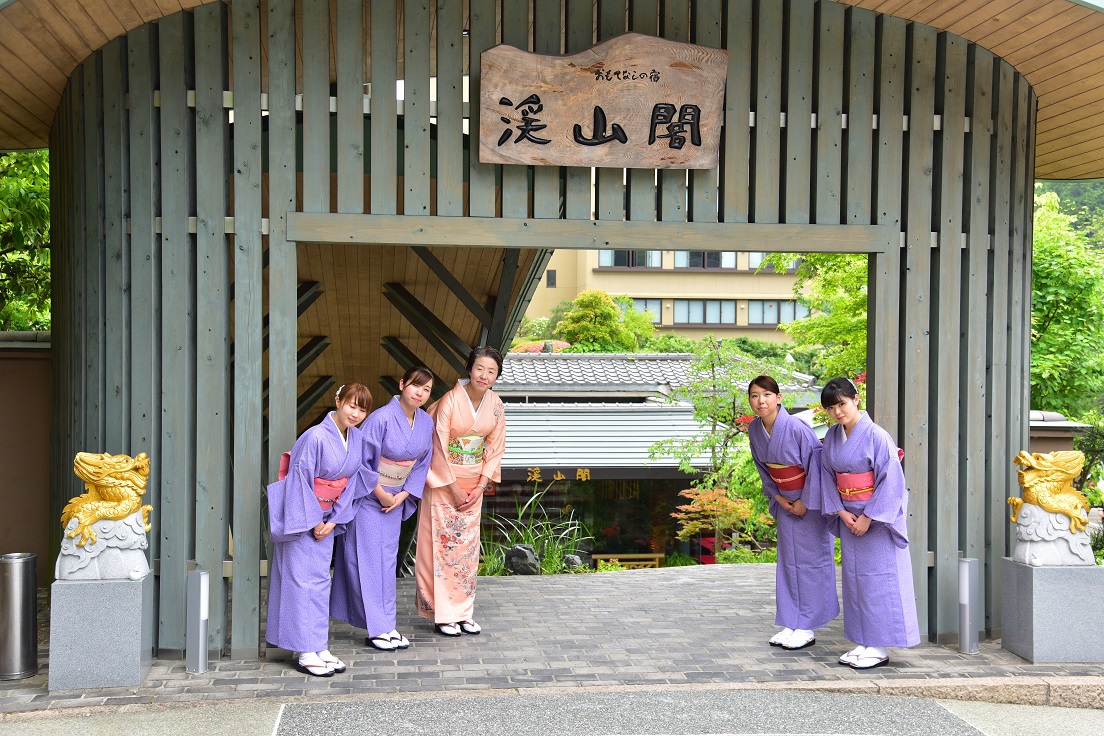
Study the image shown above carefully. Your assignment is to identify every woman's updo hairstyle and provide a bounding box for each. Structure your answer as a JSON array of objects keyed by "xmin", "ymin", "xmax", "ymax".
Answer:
[
  {"xmin": 466, "ymin": 345, "xmax": 504, "ymax": 375},
  {"xmin": 401, "ymin": 365, "xmax": 434, "ymax": 388},
  {"xmin": 748, "ymin": 374, "xmax": 781, "ymax": 396},
  {"xmin": 820, "ymin": 377, "xmax": 859, "ymax": 409},
  {"xmin": 336, "ymin": 382, "xmax": 373, "ymax": 413}
]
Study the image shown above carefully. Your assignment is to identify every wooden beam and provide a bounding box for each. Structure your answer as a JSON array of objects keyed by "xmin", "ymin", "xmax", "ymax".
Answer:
[
  {"xmin": 486, "ymin": 249, "xmax": 520, "ymax": 350},
  {"xmin": 379, "ymin": 337, "xmax": 450, "ymax": 400},
  {"xmin": 288, "ymin": 213, "xmax": 891, "ymax": 254},
  {"xmin": 410, "ymin": 246, "xmax": 492, "ymax": 326},
  {"xmin": 382, "ymin": 282, "xmax": 472, "ymax": 366},
  {"xmin": 298, "ymin": 376, "xmax": 335, "ymax": 420}
]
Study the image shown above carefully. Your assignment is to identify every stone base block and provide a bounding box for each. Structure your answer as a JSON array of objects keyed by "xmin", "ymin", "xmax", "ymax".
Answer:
[
  {"xmin": 48, "ymin": 575, "xmax": 154, "ymax": 691},
  {"xmin": 1001, "ymin": 557, "xmax": 1104, "ymax": 663}
]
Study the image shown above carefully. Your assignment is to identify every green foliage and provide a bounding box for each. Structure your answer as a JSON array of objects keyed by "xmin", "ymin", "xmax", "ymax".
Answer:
[
  {"xmin": 644, "ymin": 332, "xmax": 698, "ymax": 353},
  {"xmin": 1036, "ymin": 180, "xmax": 1104, "ymax": 238},
  {"xmin": 716, "ymin": 546, "xmax": 778, "ymax": 564},
  {"xmin": 515, "ymin": 316, "xmax": 551, "ymax": 341},
  {"xmin": 725, "ymin": 337, "xmax": 819, "ymax": 378},
  {"xmin": 1074, "ymin": 410, "xmax": 1104, "ymax": 496},
  {"xmin": 612, "ymin": 295, "xmax": 657, "ymax": 350},
  {"xmin": 1031, "ymin": 191, "xmax": 1104, "ymax": 415},
  {"xmin": 483, "ymin": 484, "xmax": 594, "ymax": 575},
  {"xmin": 546, "ymin": 299, "xmax": 574, "ymax": 337},
  {"xmin": 761, "ymin": 253, "xmax": 868, "ymax": 378},
  {"xmin": 0, "ymin": 150, "xmax": 51, "ymax": 331},
  {"xmin": 664, "ymin": 550, "xmax": 699, "ymax": 567},
  {"xmin": 597, "ymin": 559, "xmax": 627, "ymax": 572},
  {"xmin": 1091, "ymin": 526, "xmax": 1104, "ymax": 565},
  {"xmin": 552, "ymin": 290, "xmax": 655, "ymax": 352}
]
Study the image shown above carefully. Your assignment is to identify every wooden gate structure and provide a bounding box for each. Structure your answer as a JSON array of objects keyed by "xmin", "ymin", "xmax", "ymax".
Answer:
[{"xmin": 3, "ymin": 0, "xmax": 1103, "ymax": 657}]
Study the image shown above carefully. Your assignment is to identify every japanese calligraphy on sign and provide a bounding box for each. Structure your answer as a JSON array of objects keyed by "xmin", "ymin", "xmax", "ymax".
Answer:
[{"xmin": 479, "ymin": 33, "xmax": 728, "ymax": 170}]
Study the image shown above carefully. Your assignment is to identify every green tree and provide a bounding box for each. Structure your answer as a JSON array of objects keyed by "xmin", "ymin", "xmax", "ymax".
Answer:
[
  {"xmin": 612, "ymin": 295, "xmax": 656, "ymax": 350},
  {"xmin": 762, "ymin": 253, "xmax": 868, "ymax": 378},
  {"xmin": 0, "ymin": 150, "xmax": 51, "ymax": 331},
  {"xmin": 552, "ymin": 290, "xmax": 654, "ymax": 352},
  {"xmin": 644, "ymin": 332, "xmax": 698, "ymax": 353},
  {"xmin": 1031, "ymin": 190, "xmax": 1104, "ymax": 415}
]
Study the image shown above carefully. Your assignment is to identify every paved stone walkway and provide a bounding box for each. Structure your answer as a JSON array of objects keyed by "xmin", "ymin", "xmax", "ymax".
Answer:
[{"xmin": 3, "ymin": 564, "xmax": 1102, "ymax": 717}]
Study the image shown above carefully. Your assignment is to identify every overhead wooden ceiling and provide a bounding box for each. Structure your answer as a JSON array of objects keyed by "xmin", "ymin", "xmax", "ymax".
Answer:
[{"xmin": 1, "ymin": 0, "xmax": 1102, "ymax": 177}]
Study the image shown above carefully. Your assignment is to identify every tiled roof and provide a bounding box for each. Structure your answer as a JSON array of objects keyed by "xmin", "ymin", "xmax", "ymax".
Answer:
[{"xmin": 499, "ymin": 353, "xmax": 693, "ymax": 394}]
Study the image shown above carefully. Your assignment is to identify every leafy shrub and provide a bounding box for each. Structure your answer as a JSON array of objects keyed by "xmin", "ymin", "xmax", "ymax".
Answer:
[
  {"xmin": 664, "ymin": 550, "xmax": 699, "ymax": 567},
  {"xmin": 483, "ymin": 484, "xmax": 593, "ymax": 575},
  {"xmin": 597, "ymin": 559, "xmax": 626, "ymax": 572},
  {"xmin": 716, "ymin": 546, "xmax": 778, "ymax": 564}
]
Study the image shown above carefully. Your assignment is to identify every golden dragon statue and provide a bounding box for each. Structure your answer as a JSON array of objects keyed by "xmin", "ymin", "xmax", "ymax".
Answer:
[
  {"xmin": 1008, "ymin": 450, "xmax": 1089, "ymax": 534},
  {"xmin": 62, "ymin": 452, "xmax": 154, "ymax": 547}
]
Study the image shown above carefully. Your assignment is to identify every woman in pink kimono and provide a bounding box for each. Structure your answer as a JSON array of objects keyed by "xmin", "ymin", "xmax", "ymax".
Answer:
[
  {"xmin": 746, "ymin": 375, "xmax": 838, "ymax": 651},
  {"xmin": 819, "ymin": 377, "xmax": 920, "ymax": 669},
  {"xmin": 266, "ymin": 382, "xmax": 371, "ymax": 677},
  {"xmin": 415, "ymin": 346, "xmax": 506, "ymax": 637}
]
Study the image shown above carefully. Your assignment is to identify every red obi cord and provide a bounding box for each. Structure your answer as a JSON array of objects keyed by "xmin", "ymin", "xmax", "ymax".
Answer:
[
  {"xmin": 278, "ymin": 451, "xmax": 349, "ymax": 511},
  {"xmin": 766, "ymin": 463, "xmax": 806, "ymax": 492},
  {"xmin": 835, "ymin": 470, "xmax": 875, "ymax": 502}
]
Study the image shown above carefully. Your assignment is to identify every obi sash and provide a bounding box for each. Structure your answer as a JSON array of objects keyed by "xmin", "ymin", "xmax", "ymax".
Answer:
[
  {"xmin": 278, "ymin": 451, "xmax": 349, "ymax": 511},
  {"xmin": 447, "ymin": 434, "xmax": 485, "ymax": 466},
  {"xmin": 378, "ymin": 456, "xmax": 415, "ymax": 487},
  {"xmin": 766, "ymin": 463, "xmax": 806, "ymax": 491},
  {"xmin": 835, "ymin": 470, "xmax": 875, "ymax": 502}
]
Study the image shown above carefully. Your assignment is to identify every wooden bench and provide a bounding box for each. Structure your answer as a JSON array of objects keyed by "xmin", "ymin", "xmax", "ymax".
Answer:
[{"xmin": 591, "ymin": 553, "xmax": 665, "ymax": 569}]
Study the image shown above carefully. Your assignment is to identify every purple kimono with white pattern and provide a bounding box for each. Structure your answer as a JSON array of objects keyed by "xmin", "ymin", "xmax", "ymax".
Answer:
[
  {"xmin": 266, "ymin": 413, "xmax": 362, "ymax": 652},
  {"xmin": 820, "ymin": 412, "xmax": 920, "ymax": 648},
  {"xmin": 748, "ymin": 406, "xmax": 839, "ymax": 630},
  {"xmin": 331, "ymin": 397, "xmax": 434, "ymax": 638}
]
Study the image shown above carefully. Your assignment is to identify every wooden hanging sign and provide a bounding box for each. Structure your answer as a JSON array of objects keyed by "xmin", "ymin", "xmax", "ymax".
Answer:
[{"xmin": 479, "ymin": 33, "xmax": 729, "ymax": 170}]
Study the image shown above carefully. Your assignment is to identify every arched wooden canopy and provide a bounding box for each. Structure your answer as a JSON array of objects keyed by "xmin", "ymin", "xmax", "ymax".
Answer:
[{"xmin": 1, "ymin": 0, "xmax": 1103, "ymax": 178}]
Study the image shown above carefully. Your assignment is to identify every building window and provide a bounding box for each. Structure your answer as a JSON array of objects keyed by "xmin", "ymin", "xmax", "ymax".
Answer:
[
  {"xmin": 747, "ymin": 252, "xmax": 798, "ymax": 271},
  {"xmin": 631, "ymin": 298, "xmax": 662, "ymax": 324},
  {"xmin": 673, "ymin": 299, "xmax": 737, "ymax": 324},
  {"xmin": 748, "ymin": 299, "xmax": 810, "ymax": 325},
  {"xmin": 546, "ymin": 269, "xmax": 557, "ymax": 288},
  {"xmin": 598, "ymin": 249, "xmax": 661, "ymax": 268},
  {"xmin": 674, "ymin": 251, "xmax": 736, "ymax": 269}
]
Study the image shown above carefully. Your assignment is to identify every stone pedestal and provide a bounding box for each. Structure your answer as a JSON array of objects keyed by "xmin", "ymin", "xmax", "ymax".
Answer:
[
  {"xmin": 48, "ymin": 574, "xmax": 154, "ymax": 691},
  {"xmin": 1001, "ymin": 557, "xmax": 1104, "ymax": 663}
]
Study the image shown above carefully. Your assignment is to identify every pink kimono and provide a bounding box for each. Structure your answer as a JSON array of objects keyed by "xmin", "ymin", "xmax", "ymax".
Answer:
[{"xmin": 414, "ymin": 380, "xmax": 506, "ymax": 624}]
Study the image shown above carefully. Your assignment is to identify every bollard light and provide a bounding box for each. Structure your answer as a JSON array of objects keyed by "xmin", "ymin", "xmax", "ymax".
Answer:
[
  {"xmin": 958, "ymin": 557, "xmax": 979, "ymax": 655},
  {"xmin": 186, "ymin": 569, "xmax": 209, "ymax": 673}
]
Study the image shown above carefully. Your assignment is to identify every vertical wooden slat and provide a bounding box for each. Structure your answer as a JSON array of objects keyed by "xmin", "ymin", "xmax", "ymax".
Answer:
[
  {"xmin": 127, "ymin": 24, "xmax": 161, "ymax": 651},
  {"xmin": 1020, "ymin": 91, "xmax": 1036, "ymax": 457},
  {"xmin": 814, "ymin": 0, "xmax": 844, "ymax": 225},
  {"xmin": 303, "ymin": 0, "xmax": 331, "ymax": 213},
  {"xmin": 194, "ymin": 0, "xmax": 231, "ymax": 654},
  {"xmin": 845, "ymin": 7, "xmax": 874, "ymax": 225},
  {"xmin": 659, "ymin": 0, "xmax": 688, "ymax": 222},
  {"xmin": 500, "ymin": 0, "xmax": 530, "ymax": 219},
  {"xmin": 231, "ymin": 0, "xmax": 264, "ymax": 660},
  {"xmin": 1007, "ymin": 74, "xmax": 1030, "ymax": 501},
  {"xmin": 435, "ymin": 0, "xmax": 464, "ymax": 216},
  {"xmin": 49, "ymin": 89, "xmax": 69, "ymax": 565},
  {"xmin": 562, "ymin": 0, "xmax": 591, "ymax": 220},
  {"xmin": 932, "ymin": 33, "xmax": 966, "ymax": 640},
  {"xmin": 868, "ymin": 15, "xmax": 904, "ymax": 438},
  {"xmin": 593, "ymin": 0, "xmax": 625, "ymax": 221},
  {"xmin": 71, "ymin": 73, "xmax": 84, "ymax": 505},
  {"xmin": 962, "ymin": 46, "xmax": 993, "ymax": 568},
  {"xmin": 902, "ymin": 22, "xmax": 936, "ymax": 637},
  {"xmin": 532, "ymin": 0, "xmax": 562, "ymax": 219},
  {"xmin": 102, "ymin": 37, "xmax": 130, "ymax": 453},
  {"xmin": 753, "ymin": 0, "xmax": 782, "ymax": 224},
  {"xmin": 985, "ymin": 60, "xmax": 1014, "ymax": 633},
  {"xmin": 83, "ymin": 54, "xmax": 105, "ymax": 451},
  {"xmin": 722, "ymin": 0, "xmax": 751, "ymax": 223},
  {"xmin": 784, "ymin": 0, "xmax": 813, "ymax": 224},
  {"xmin": 468, "ymin": 0, "xmax": 497, "ymax": 216},
  {"xmin": 158, "ymin": 10, "xmax": 197, "ymax": 653},
  {"xmin": 337, "ymin": 0, "xmax": 365, "ymax": 212},
  {"xmin": 690, "ymin": 0, "xmax": 720, "ymax": 223}
]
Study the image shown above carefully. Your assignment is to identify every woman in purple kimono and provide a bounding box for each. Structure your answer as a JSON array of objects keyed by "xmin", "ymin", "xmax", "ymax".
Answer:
[
  {"xmin": 819, "ymin": 377, "xmax": 920, "ymax": 669},
  {"xmin": 746, "ymin": 375, "xmax": 839, "ymax": 651},
  {"xmin": 331, "ymin": 366, "xmax": 435, "ymax": 652},
  {"xmin": 266, "ymin": 382, "xmax": 372, "ymax": 676}
]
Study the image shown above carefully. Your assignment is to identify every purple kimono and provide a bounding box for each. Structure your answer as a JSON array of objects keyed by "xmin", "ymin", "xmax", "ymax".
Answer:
[
  {"xmin": 748, "ymin": 406, "xmax": 839, "ymax": 631},
  {"xmin": 331, "ymin": 397, "xmax": 434, "ymax": 638},
  {"xmin": 820, "ymin": 412, "xmax": 920, "ymax": 648},
  {"xmin": 266, "ymin": 413, "xmax": 362, "ymax": 653}
]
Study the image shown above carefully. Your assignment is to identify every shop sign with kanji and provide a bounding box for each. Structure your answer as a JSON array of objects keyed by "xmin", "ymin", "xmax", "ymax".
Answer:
[{"xmin": 479, "ymin": 33, "xmax": 728, "ymax": 170}]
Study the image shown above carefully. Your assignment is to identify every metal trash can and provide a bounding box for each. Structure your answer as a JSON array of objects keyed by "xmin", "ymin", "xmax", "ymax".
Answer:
[{"xmin": 0, "ymin": 553, "xmax": 37, "ymax": 679}]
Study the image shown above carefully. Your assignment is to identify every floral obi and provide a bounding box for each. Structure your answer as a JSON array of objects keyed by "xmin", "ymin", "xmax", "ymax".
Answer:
[
  {"xmin": 378, "ymin": 456, "xmax": 415, "ymax": 488},
  {"xmin": 766, "ymin": 463, "xmax": 806, "ymax": 492},
  {"xmin": 447, "ymin": 434, "xmax": 485, "ymax": 466},
  {"xmin": 278, "ymin": 451, "xmax": 348, "ymax": 511},
  {"xmin": 835, "ymin": 470, "xmax": 875, "ymax": 502}
]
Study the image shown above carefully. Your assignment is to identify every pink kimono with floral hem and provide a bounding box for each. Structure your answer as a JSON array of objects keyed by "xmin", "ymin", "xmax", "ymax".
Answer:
[{"xmin": 415, "ymin": 380, "xmax": 506, "ymax": 623}]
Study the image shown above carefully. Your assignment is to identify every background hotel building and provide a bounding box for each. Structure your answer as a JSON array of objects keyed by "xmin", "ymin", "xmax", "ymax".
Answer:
[{"xmin": 525, "ymin": 249, "xmax": 809, "ymax": 341}]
